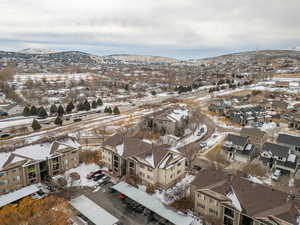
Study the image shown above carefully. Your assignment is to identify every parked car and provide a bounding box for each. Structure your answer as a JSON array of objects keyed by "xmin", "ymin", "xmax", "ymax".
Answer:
[
  {"xmin": 119, "ymin": 193, "xmax": 127, "ymax": 200},
  {"xmin": 199, "ymin": 142, "xmax": 207, "ymax": 148},
  {"xmin": 93, "ymin": 173, "xmax": 105, "ymax": 181},
  {"xmin": 0, "ymin": 111, "xmax": 8, "ymax": 117},
  {"xmin": 271, "ymin": 169, "xmax": 281, "ymax": 181},
  {"xmin": 97, "ymin": 176, "xmax": 110, "ymax": 185},
  {"xmin": 87, "ymin": 170, "xmax": 103, "ymax": 179},
  {"xmin": 193, "ymin": 165, "xmax": 202, "ymax": 171}
]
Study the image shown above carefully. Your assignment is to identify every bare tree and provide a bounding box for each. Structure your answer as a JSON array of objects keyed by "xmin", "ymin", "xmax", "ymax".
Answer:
[{"xmin": 180, "ymin": 143, "xmax": 199, "ymax": 171}]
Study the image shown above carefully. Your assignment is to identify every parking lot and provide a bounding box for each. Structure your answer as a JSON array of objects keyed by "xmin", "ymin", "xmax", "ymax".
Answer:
[{"xmin": 72, "ymin": 184, "xmax": 162, "ymax": 225}]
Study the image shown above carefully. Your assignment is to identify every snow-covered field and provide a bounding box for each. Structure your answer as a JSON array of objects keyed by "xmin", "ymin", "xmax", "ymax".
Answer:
[{"xmin": 0, "ymin": 117, "xmax": 33, "ymax": 129}]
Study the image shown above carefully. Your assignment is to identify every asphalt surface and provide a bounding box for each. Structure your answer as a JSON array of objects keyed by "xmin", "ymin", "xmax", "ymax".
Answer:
[{"xmin": 68, "ymin": 185, "xmax": 159, "ymax": 225}]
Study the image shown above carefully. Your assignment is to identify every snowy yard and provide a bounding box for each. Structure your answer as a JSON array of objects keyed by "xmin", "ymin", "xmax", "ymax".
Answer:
[
  {"xmin": 176, "ymin": 125, "xmax": 207, "ymax": 149},
  {"xmin": 138, "ymin": 175, "xmax": 195, "ymax": 205},
  {"xmin": 63, "ymin": 163, "xmax": 102, "ymax": 187}
]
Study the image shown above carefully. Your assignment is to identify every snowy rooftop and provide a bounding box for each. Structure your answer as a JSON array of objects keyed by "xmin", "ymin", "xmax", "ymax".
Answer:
[
  {"xmin": 0, "ymin": 183, "xmax": 40, "ymax": 208},
  {"xmin": 167, "ymin": 109, "xmax": 189, "ymax": 122},
  {"xmin": 0, "ymin": 137, "xmax": 80, "ymax": 170},
  {"xmin": 70, "ymin": 195, "xmax": 119, "ymax": 225},
  {"xmin": 113, "ymin": 182, "xmax": 194, "ymax": 225}
]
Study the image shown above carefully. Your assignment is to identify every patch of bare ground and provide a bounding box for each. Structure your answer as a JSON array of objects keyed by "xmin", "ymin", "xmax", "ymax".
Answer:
[
  {"xmin": 273, "ymin": 73, "xmax": 300, "ymax": 78},
  {"xmin": 205, "ymin": 143, "xmax": 230, "ymax": 168}
]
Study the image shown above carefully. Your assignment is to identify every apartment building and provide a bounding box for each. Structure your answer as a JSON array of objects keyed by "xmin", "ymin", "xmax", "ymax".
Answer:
[
  {"xmin": 0, "ymin": 136, "xmax": 80, "ymax": 195},
  {"xmin": 190, "ymin": 169, "xmax": 299, "ymax": 225},
  {"xmin": 144, "ymin": 107, "xmax": 189, "ymax": 136},
  {"xmin": 102, "ymin": 133, "xmax": 186, "ymax": 188}
]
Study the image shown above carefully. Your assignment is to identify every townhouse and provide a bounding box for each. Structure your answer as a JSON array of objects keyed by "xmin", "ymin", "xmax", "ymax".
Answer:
[
  {"xmin": 223, "ymin": 134, "xmax": 256, "ymax": 162},
  {"xmin": 260, "ymin": 142, "xmax": 297, "ymax": 174},
  {"xmin": 0, "ymin": 136, "xmax": 80, "ymax": 194},
  {"xmin": 101, "ymin": 133, "xmax": 186, "ymax": 188},
  {"xmin": 277, "ymin": 133, "xmax": 300, "ymax": 158},
  {"xmin": 240, "ymin": 128, "xmax": 266, "ymax": 150},
  {"xmin": 190, "ymin": 169, "xmax": 300, "ymax": 225}
]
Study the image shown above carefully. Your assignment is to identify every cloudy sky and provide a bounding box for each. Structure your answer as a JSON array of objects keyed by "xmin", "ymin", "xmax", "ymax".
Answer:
[{"xmin": 0, "ymin": 0, "xmax": 299, "ymax": 59}]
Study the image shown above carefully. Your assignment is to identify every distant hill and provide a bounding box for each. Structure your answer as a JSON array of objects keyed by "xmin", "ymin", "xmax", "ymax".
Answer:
[
  {"xmin": 1, "ymin": 49, "xmax": 300, "ymax": 73},
  {"xmin": 108, "ymin": 54, "xmax": 178, "ymax": 63},
  {"xmin": 18, "ymin": 48, "xmax": 57, "ymax": 54},
  {"xmin": 196, "ymin": 50, "xmax": 300, "ymax": 64}
]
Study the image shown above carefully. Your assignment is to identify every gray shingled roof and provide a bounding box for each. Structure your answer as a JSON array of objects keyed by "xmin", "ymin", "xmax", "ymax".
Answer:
[
  {"xmin": 262, "ymin": 142, "xmax": 290, "ymax": 158},
  {"xmin": 225, "ymin": 134, "xmax": 248, "ymax": 147},
  {"xmin": 277, "ymin": 133, "xmax": 300, "ymax": 147}
]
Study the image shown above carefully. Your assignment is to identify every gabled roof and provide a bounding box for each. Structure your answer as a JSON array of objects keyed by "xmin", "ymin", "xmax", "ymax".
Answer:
[
  {"xmin": 225, "ymin": 134, "xmax": 248, "ymax": 147},
  {"xmin": 262, "ymin": 142, "xmax": 290, "ymax": 158},
  {"xmin": 277, "ymin": 133, "xmax": 300, "ymax": 147},
  {"xmin": 191, "ymin": 169, "xmax": 297, "ymax": 223},
  {"xmin": 103, "ymin": 134, "xmax": 153, "ymax": 158},
  {"xmin": 0, "ymin": 137, "xmax": 80, "ymax": 170},
  {"xmin": 240, "ymin": 127, "xmax": 266, "ymax": 137}
]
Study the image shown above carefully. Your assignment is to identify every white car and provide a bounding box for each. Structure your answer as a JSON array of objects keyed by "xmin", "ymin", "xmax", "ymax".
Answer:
[{"xmin": 271, "ymin": 169, "xmax": 281, "ymax": 181}]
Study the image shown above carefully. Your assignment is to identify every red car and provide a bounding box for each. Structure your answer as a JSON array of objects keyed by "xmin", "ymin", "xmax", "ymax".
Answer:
[
  {"xmin": 119, "ymin": 194, "xmax": 127, "ymax": 200},
  {"xmin": 87, "ymin": 170, "xmax": 103, "ymax": 180}
]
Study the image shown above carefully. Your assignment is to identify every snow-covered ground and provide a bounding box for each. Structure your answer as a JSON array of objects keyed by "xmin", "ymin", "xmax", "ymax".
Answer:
[
  {"xmin": 0, "ymin": 117, "xmax": 33, "ymax": 129},
  {"xmin": 63, "ymin": 163, "xmax": 101, "ymax": 187},
  {"xmin": 175, "ymin": 125, "xmax": 207, "ymax": 149}
]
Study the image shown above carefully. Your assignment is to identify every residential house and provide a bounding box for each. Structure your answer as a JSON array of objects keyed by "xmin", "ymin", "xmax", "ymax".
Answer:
[
  {"xmin": 0, "ymin": 137, "xmax": 80, "ymax": 195},
  {"xmin": 223, "ymin": 134, "xmax": 256, "ymax": 162},
  {"xmin": 285, "ymin": 112, "xmax": 300, "ymax": 130},
  {"xmin": 260, "ymin": 142, "xmax": 297, "ymax": 174},
  {"xmin": 277, "ymin": 133, "xmax": 300, "ymax": 158},
  {"xmin": 240, "ymin": 128, "xmax": 266, "ymax": 150},
  {"xmin": 190, "ymin": 168, "xmax": 300, "ymax": 225},
  {"xmin": 144, "ymin": 107, "xmax": 189, "ymax": 136},
  {"xmin": 226, "ymin": 106, "xmax": 270, "ymax": 126},
  {"xmin": 101, "ymin": 133, "xmax": 186, "ymax": 188},
  {"xmin": 271, "ymin": 100, "xmax": 288, "ymax": 114}
]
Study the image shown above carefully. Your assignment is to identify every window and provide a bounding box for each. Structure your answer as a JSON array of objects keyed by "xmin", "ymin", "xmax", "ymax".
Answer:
[
  {"xmin": 65, "ymin": 159, "xmax": 68, "ymax": 164},
  {"xmin": 0, "ymin": 172, "xmax": 5, "ymax": 177},
  {"xmin": 170, "ymin": 175, "xmax": 173, "ymax": 179},
  {"xmin": 52, "ymin": 157, "xmax": 59, "ymax": 163},
  {"xmin": 147, "ymin": 175, "xmax": 151, "ymax": 180},
  {"xmin": 209, "ymin": 208, "xmax": 218, "ymax": 216},
  {"xmin": 129, "ymin": 162, "xmax": 135, "ymax": 168},
  {"xmin": 224, "ymin": 216, "xmax": 233, "ymax": 225},
  {"xmin": 177, "ymin": 170, "xmax": 181, "ymax": 174},
  {"xmin": 224, "ymin": 207, "xmax": 234, "ymax": 217},
  {"xmin": 147, "ymin": 167, "xmax": 153, "ymax": 172},
  {"xmin": 197, "ymin": 203, "xmax": 205, "ymax": 209},
  {"xmin": 177, "ymin": 162, "xmax": 181, "ymax": 167},
  {"xmin": 140, "ymin": 165, "xmax": 145, "ymax": 169}
]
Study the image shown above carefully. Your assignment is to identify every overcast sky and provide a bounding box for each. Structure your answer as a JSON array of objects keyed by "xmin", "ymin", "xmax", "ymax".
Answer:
[{"xmin": 0, "ymin": 0, "xmax": 299, "ymax": 59}]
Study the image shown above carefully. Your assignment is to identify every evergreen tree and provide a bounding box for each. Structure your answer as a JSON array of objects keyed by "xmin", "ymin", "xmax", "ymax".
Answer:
[
  {"xmin": 66, "ymin": 102, "xmax": 74, "ymax": 114},
  {"xmin": 57, "ymin": 105, "xmax": 64, "ymax": 117},
  {"xmin": 83, "ymin": 100, "xmax": 91, "ymax": 111},
  {"xmin": 91, "ymin": 100, "xmax": 97, "ymax": 109},
  {"xmin": 107, "ymin": 106, "xmax": 112, "ymax": 114},
  {"xmin": 30, "ymin": 105, "xmax": 38, "ymax": 115},
  {"xmin": 113, "ymin": 106, "xmax": 120, "ymax": 115},
  {"xmin": 96, "ymin": 98, "xmax": 103, "ymax": 106},
  {"xmin": 54, "ymin": 116, "xmax": 63, "ymax": 126},
  {"xmin": 104, "ymin": 106, "xmax": 108, "ymax": 113},
  {"xmin": 32, "ymin": 119, "xmax": 41, "ymax": 131},
  {"xmin": 22, "ymin": 106, "xmax": 31, "ymax": 117},
  {"xmin": 50, "ymin": 104, "xmax": 57, "ymax": 115},
  {"xmin": 76, "ymin": 103, "xmax": 84, "ymax": 111},
  {"xmin": 38, "ymin": 107, "xmax": 48, "ymax": 118}
]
